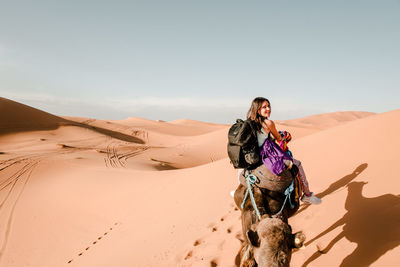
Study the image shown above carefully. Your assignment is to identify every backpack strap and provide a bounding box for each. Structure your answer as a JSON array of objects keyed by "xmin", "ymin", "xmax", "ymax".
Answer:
[{"xmin": 245, "ymin": 119, "xmax": 259, "ymax": 140}]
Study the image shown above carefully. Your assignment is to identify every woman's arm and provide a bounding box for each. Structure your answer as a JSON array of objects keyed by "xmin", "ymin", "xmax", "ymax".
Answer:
[{"xmin": 262, "ymin": 119, "xmax": 282, "ymax": 142}]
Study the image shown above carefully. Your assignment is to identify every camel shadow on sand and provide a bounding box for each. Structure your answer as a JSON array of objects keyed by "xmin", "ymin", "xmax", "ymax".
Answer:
[
  {"xmin": 302, "ymin": 179, "xmax": 400, "ymax": 266},
  {"xmin": 297, "ymin": 163, "xmax": 368, "ymax": 214}
]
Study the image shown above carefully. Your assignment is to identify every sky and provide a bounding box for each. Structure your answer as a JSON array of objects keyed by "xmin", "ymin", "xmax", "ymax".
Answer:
[{"xmin": 0, "ymin": 0, "xmax": 399, "ymax": 123}]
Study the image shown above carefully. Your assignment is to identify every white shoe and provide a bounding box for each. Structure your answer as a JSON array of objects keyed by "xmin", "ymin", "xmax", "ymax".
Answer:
[{"xmin": 301, "ymin": 193, "xmax": 322, "ymax": 205}]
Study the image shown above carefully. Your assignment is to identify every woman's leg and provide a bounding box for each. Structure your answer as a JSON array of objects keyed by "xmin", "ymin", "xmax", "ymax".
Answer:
[
  {"xmin": 292, "ymin": 158, "xmax": 321, "ymax": 204},
  {"xmin": 292, "ymin": 158, "xmax": 311, "ymax": 196}
]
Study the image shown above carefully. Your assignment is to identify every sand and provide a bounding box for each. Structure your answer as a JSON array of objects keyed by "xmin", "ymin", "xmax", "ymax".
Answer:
[{"xmin": 0, "ymin": 97, "xmax": 398, "ymax": 267}]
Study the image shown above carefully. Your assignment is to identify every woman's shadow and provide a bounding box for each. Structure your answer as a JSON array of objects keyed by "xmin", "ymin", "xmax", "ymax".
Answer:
[{"xmin": 301, "ymin": 180, "xmax": 400, "ymax": 266}]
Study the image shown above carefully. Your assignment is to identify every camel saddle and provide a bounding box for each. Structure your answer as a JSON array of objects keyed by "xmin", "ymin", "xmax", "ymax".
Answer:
[{"xmin": 239, "ymin": 164, "xmax": 300, "ymax": 197}]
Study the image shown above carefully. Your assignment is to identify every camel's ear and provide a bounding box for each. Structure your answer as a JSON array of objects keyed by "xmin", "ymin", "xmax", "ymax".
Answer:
[
  {"xmin": 247, "ymin": 229, "xmax": 260, "ymax": 247},
  {"xmin": 292, "ymin": 231, "xmax": 306, "ymax": 248}
]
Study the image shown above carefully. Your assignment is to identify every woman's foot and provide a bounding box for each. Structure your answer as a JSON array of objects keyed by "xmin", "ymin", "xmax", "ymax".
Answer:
[{"xmin": 301, "ymin": 193, "xmax": 322, "ymax": 205}]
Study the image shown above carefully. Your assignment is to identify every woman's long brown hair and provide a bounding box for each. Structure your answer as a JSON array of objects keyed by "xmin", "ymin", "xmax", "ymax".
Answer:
[{"xmin": 246, "ymin": 97, "xmax": 270, "ymax": 131}]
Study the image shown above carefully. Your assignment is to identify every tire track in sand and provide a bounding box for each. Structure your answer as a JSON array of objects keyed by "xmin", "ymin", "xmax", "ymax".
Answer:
[
  {"xmin": 0, "ymin": 148, "xmax": 83, "ymax": 262},
  {"xmin": 103, "ymin": 141, "xmax": 148, "ymax": 168},
  {"xmin": 0, "ymin": 160, "xmax": 39, "ymax": 262}
]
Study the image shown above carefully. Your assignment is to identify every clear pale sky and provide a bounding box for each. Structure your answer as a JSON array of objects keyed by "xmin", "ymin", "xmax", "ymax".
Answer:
[{"xmin": 1, "ymin": 1, "xmax": 399, "ymax": 123}]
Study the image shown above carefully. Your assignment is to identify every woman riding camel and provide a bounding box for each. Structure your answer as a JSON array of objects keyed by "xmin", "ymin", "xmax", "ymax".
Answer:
[{"xmin": 247, "ymin": 97, "xmax": 321, "ymax": 205}]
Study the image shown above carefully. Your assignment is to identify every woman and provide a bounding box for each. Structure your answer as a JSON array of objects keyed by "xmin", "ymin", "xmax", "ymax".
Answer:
[{"xmin": 247, "ymin": 97, "xmax": 321, "ymax": 205}]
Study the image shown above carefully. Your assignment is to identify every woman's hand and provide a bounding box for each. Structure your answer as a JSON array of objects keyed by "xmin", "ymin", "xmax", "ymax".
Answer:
[{"xmin": 279, "ymin": 131, "xmax": 292, "ymax": 142}]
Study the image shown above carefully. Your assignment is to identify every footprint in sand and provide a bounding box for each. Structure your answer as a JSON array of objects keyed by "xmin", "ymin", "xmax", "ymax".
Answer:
[
  {"xmin": 193, "ymin": 239, "xmax": 202, "ymax": 246},
  {"xmin": 67, "ymin": 222, "xmax": 119, "ymax": 263},
  {"xmin": 210, "ymin": 259, "xmax": 218, "ymax": 267},
  {"xmin": 207, "ymin": 223, "xmax": 218, "ymax": 232},
  {"xmin": 184, "ymin": 250, "xmax": 193, "ymax": 260}
]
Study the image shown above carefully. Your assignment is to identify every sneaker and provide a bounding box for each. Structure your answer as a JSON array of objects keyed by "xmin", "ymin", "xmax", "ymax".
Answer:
[{"xmin": 301, "ymin": 193, "xmax": 322, "ymax": 205}]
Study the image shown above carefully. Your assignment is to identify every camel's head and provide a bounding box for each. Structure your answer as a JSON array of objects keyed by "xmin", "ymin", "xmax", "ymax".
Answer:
[{"xmin": 246, "ymin": 216, "xmax": 305, "ymax": 267}]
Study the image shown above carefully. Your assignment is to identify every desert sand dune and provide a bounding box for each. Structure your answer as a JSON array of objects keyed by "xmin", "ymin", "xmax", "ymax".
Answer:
[
  {"xmin": 0, "ymin": 97, "xmax": 71, "ymax": 134},
  {"xmin": 0, "ymin": 98, "xmax": 145, "ymax": 144},
  {"xmin": 0, "ymin": 98, "xmax": 398, "ymax": 267},
  {"xmin": 276, "ymin": 111, "xmax": 375, "ymax": 130},
  {"xmin": 113, "ymin": 117, "xmax": 227, "ymax": 136},
  {"xmin": 128, "ymin": 127, "xmax": 230, "ymax": 170}
]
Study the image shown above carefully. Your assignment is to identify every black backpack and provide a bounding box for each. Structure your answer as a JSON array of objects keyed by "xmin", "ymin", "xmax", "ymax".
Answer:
[{"xmin": 227, "ymin": 119, "xmax": 260, "ymax": 169}]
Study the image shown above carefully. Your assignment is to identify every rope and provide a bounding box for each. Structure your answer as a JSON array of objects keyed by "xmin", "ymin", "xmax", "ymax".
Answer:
[
  {"xmin": 241, "ymin": 171, "xmax": 296, "ymax": 220},
  {"xmin": 241, "ymin": 171, "xmax": 262, "ymax": 221},
  {"xmin": 276, "ymin": 180, "xmax": 295, "ymax": 215}
]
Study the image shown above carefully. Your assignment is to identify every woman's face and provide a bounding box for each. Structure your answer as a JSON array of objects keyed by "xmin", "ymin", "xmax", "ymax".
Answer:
[{"xmin": 258, "ymin": 100, "xmax": 271, "ymax": 118}]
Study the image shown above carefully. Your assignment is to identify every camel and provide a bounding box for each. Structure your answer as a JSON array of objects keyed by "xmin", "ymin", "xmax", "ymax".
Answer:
[{"xmin": 234, "ymin": 165, "xmax": 305, "ymax": 267}]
